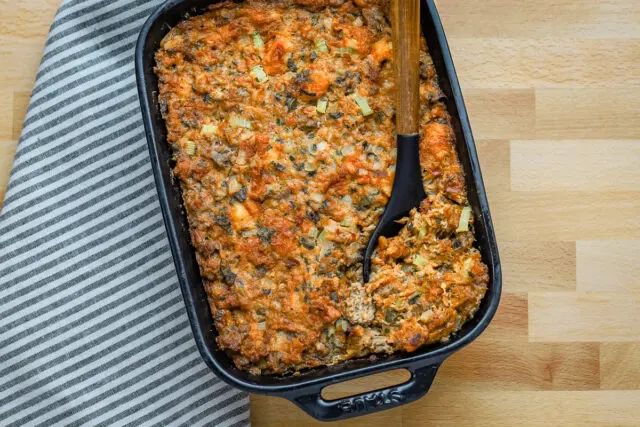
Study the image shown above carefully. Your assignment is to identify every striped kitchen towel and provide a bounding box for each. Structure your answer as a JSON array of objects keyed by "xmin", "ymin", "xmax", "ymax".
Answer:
[{"xmin": 0, "ymin": 1, "xmax": 249, "ymax": 426}]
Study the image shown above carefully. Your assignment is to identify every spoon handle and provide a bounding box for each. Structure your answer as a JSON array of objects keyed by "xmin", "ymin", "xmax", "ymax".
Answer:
[{"xmin": 392, "ymin": 0, "xmax": 421, "ymax": 135}]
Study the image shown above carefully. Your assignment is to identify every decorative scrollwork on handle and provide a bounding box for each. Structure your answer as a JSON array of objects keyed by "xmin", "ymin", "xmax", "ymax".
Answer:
[{"xmin": 337, "ymin": 389, "xmax": 405, "ymax": 414}]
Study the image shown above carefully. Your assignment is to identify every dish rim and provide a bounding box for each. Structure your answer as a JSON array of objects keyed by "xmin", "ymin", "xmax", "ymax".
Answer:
[{"xmin": 135, "ymin": 0, "xmax": 502, "ymax": 419}]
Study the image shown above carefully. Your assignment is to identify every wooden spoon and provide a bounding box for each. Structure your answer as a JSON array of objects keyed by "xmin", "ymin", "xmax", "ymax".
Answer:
[{"xmin": 363, "ymin": 0, "xmax": 425, "ymax": 283}]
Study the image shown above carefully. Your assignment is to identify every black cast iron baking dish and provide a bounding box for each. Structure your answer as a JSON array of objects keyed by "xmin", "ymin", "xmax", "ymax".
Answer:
[{"xmin": 135, "ymin": 0, "xmax": 502, "ymax": 421}]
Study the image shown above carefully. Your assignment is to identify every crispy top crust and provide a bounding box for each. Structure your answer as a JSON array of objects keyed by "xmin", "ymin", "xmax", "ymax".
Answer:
[{"xmin": 155, "ymin": 0, "xmax": 488, "ymax": 375}]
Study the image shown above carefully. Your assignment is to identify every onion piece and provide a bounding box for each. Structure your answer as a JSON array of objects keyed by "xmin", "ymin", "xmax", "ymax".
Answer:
[
  {"xmin": 230, "ymin": 114, "xmax": 252, "ymax": 129},
  {"xmin": 251, "ymin": 65, "xmax": 268, "ymax": 83},
  {"xmin": 253, "ymin": 31, "xmax": 264, "ymax": 49},
  {"xmin": 335, "ymin": 318, "xmax": 349, "ymax": 332},
  {"xmin": 341, "ymin": 144, "xmax": 355, "ymax": 155},
  {"xmin": 413, "ymin": 254, "xmax": 428, "ymax": 268},
  {"xmin": 353, "ymin": 94, "xmax": 373, "ymax": 116},
  {"xmin": 310, "ymin": 192, "xmax": 324, "ymax": 203},
  {"xmin": 456, "ymin": 206, "xmax": 472, "ymax": 233},
  {"xmin": 201, "ymin": 124, "xmax": 218, "ymax": 135},
  {"xmin": 236, "ymin": 151, "xmax": 247, "ymax": 165},
  {"xmin": 184, "ymin": 140, "xmax": 196, "ymax": 156},
  {"xmin": 337, "ymin": 47, "xmax": 357, "ymax": 56},
  {"xmin": 228, "ymin": 176, "xmax": 241, "ymax": 194},
  {"xmin": 316, "ymin": 98, "xmax": 328, "ymax": 113},
  {"xmin": 316, "ymin": 39, "xmax": 329, "ymax": 53}
]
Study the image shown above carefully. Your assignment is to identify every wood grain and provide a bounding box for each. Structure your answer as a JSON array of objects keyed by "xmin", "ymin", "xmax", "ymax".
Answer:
[
  {"xmin": 436, "ymin": 0, "xmax": 640, "ymax": 39},
  {"xmin": 392, "ymin": 0, "xmax": 421, "ymax": 134},
  {"xmin": 529, "ymin": 293, "xmax": 640, "ymax": 342},
  {"xmin": 500, "ymin": 241, "xmax": 576, "ymax": 292},
  {"xmin": 437, "ymin": 341, "xmax": 600, "ymax": 391},
  {"xmin": 2, "ymin": 0, "xmax": 640, "ymax": 425},
  {"xmin": 491, "ymin": 192, "xmax": 640, "ymax": 241},
  {"xmin": 511, "ymin": 140, "xmax": 640, "ymax": 192},
  {"xmin": 402, "ymin": 390, "xmax": 640, "ymax": 426},
  {"xmin": 535, "ymin": 88, "xmax": 640, "ymax": 139},
  {"xmin": 452, "ymin": 38, "xmax": 640, "ymax": 88},
  {"xmin": 600, "ymin": 343, "xmax": 640, "ymax": 390},
  {"xmin": 577, "ymin": 241, "xmax": 640, "ymax": 291}
]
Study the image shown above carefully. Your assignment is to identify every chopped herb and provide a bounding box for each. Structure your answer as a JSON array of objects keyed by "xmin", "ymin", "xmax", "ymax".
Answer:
[
  {"xmin": 408, "ymin": 292, "xmax": 422, "ymax": 305},
  {"xmin": 295, "ymin": 70, "xmax": 311, "ymax": 84},
  {"xmin": 286, "ymin": 96, "xmax": 298, "ymax": 112},
  {"xmin": 221, "ymin": 266, "xmax": 237, "ymax": 285},
  {"xmin": 287, "ymin": 57, "xmax": 298, "ymax": 72},
  {"xmin": 203, "ymin": 93, "xmax": 213, "ymax": 103},
  {"xmin": 256, "ymin": 266, "xmax": 267, "ymax": 277},
  {"xmin": 309, "ymin": 51, "xmax": 318, "ymax": 62},
  {"xmin": 306, "ymin": 209, "xmax": 320, "ymax": 223},
  {"xmin": 233, "ymin": 186, "xmax": 248, "ymax": 202},
  {"xmin": 356, "ymin": 194, "xmax": 373, "ymax": 210},
  {"xmin": 272, "ymin": 161, "xmax": 286, "ymax": 172},
  {"xmin": 214, "ymin": 213, "xmax": 232, "ymax": 234},
  {"xmin": 436, "ymin": 263, "xmax": 452, "ymax": 273},
  {"xmin": 299, "ymin": 236, "xmax": 316, "ymax": 250},
  {"xmin": 181, "ymin": 119, "xmax": 198, "ymax": 129},
  {"xmin": 257, "ymin": 226, "xmax": 275, "ymax": 245},
  {"xmin": 385, "ymin": 309, "xmax": 397, "ymax": 323},
  {"xmin": 329, "ymin": 112, "xmax": 343, "ymax": 120},
  {"xmin": 330, "ymin": 291, "xmax": 338, "ymax": 302}
]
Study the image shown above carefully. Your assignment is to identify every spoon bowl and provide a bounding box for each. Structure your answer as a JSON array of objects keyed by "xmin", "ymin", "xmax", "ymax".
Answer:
[{"xmin": 362, "ymin": 0, "xmax": 423, "ymax": 282}]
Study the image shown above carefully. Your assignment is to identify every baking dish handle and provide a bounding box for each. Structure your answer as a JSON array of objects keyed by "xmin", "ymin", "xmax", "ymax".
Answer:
[{"xmin": 290, "ymin": 363, "xmax": 441, "ymax": 422}]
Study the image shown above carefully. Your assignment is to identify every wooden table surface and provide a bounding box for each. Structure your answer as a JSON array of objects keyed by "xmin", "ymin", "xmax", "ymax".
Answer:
[{"xmin": 2, "ymin": 0, "xmax": 640, "ymax": 425}]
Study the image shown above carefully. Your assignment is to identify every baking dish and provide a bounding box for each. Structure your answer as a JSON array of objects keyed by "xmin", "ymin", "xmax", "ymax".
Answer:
[{"xmin": 135, "ymin": 0, "xmax": 502, "ymax": 421}]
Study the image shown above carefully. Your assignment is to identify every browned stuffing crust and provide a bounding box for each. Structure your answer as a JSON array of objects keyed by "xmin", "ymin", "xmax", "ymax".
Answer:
[{"xmin": 155, "ymin": 0, "xmax": 488, "ymax": 375}]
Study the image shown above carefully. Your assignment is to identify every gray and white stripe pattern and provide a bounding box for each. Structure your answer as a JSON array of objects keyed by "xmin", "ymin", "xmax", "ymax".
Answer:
[{"xmin": 0, "ymin": 1, "xmax": 250, "ymax": 425}]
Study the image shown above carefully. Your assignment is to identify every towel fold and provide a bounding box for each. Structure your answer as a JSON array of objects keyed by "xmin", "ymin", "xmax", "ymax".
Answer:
[{"xmin": 0, "ymin": 1, "xmax": 249, "ymax": 425}]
